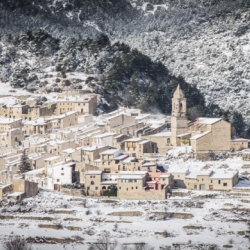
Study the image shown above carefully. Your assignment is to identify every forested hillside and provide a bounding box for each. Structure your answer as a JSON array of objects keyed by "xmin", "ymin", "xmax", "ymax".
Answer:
[{"xmin": 0, "ymin": 0, "xmax": 249, "ymax": 135}]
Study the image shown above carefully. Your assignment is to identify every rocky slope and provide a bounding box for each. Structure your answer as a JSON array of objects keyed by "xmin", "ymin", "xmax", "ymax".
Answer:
[{"xmin": 0, "ymin": 0, "xmax": 250, "ymax": 134}]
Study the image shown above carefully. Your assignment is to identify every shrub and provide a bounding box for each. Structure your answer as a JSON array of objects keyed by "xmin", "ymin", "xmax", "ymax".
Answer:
[{"xmin": 2, "ymin": 236, "xmax": 32, "ymax": 250}]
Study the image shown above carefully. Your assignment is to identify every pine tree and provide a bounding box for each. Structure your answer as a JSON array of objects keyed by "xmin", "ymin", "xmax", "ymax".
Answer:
[{"xmin": 18, "ymin": 150, "xmax": 32, "ymax": 175}]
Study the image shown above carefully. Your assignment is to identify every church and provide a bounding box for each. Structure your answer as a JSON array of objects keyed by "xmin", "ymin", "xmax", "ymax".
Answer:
[{"xmin": 167, "ymin": 85, "xmax": 248, "ymax": 159}]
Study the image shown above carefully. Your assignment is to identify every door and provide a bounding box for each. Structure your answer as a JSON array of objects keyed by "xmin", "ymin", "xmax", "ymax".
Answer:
[
  {"xmin": 209, "ymin": 185, "xmax": 213, "ymax": 190},
  {"xmin": 200, "ymin": 184, "xmax": 205, "ymax": 190},
  {"xmin": 54, "ymin": 184, "xmax": 60, "ymax": 191}
]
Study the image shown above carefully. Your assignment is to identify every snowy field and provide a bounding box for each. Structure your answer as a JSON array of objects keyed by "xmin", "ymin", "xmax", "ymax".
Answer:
[{"xmin": 0, "ymin": 189, "xmax": 250, "ymax": 250}]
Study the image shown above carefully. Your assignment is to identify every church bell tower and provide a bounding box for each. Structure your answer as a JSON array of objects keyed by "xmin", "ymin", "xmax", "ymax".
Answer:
[{"xmin": 171, "ymin": 85, "xmax": 188, "ymax": 146}]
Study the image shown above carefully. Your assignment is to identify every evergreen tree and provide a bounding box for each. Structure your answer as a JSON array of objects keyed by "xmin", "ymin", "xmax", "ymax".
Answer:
[{"xmin": 18, "ymin": 150, "xmax": 32, "ymax": 175}]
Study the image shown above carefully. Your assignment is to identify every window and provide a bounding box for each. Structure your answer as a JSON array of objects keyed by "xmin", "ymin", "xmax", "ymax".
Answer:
[
  {"xmin": 162, "ymin": 178, "xmax": 165, "ymax": 181},
  {"xmin": 178, "ymin": 175, "xmax": 180, "ymax": 177},
  {"xmin": 136, "ymin": 187, "xmax": 138, "ymax": 189},
  {"xmin": 61, "ymin": 168, "xmax": 64, "ymax": 170},
  {"xmin": 202, "ymin": 179, "xmax": 204, "ymax": 181},
  {"xmin": 119, "ymin": 187, "xmax": 121, "ymax": 189},
  {"xmin": 167, "ymin": 138, "xmax": 171, "ymax": 144},
  {"xmin": 93, "ymin": 176, "xmax": 95, "ymax": 178},
  {"xmin": 57, "ymin": 179, "xmax": 60, "ymax": 182},
  {"xmin": 95, "ymin": 187, "xmax": 98, "ymax": 190},
  {"xmin": 61, "ymin": 173, "xmax": 64, "ymax": 176},
  {"xmin": 91, "ymin": 181, "xmax": 94, "ymax": 185},
  {"xmin": 218, "ymin": 180, "xmax": 221, "ymax": 184},
  {"xmin": 211, "ymin": 180, "xmax": 213, "ymax": 183},
  {"xmin": 194, "ymin": 185, "xmax": 197, "ymax": 189},
  {"xmin": 223, "ymin": 183, "xmax": 227, "ymax": 186},
  {"xmin": 90, "ymin": 176, "xmax": 92, "ymax": 178},
  {"xmin": 126, "ymin": 188, "xmax": 128, "ymax": 191},
  {"xmin": 131, "ymin": 187, "xmax": 133, "ymax": 190}
]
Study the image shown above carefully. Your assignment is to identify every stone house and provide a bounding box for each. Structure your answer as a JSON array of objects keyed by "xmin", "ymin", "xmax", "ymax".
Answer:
[
  {"xmin": 0, "ymin": 104, "xmax": 28, "ymax": 119},
  {"xmin": 0, "ymin": 128, "xmax": 24, "ymax": 147},
  {"xmin": 117, "ymin": 171, "xmax": 173, "ymax": 200},
  {"xmin": 45, "ymin": 161, "xmax": 76, "ymax": 191},
  {"xmin": 85, "ymin": 170, "xmax": 173, "ymax": 199},
  {"xmin": 170, "ymin": 169, "xmax": 238, "ymax": 191},
  {"xmin": 12, "ymin": 178, "xmax": 38, "ymax": 198},
  {"xmin": 47, "ymin": 140, "xmax": 77, "ymax": 155},
  {"xmin": 81, "ymin": 145, "xmax": 110, "ymax": 165},
  {"xmin": 166, "ymin": 85, "xmax": 248, "ymax": 158},
  {"xmin": 23, "ymin": 104, "xmax": 57, "ymax": 121},
  {"xmin": 23, "ymin": 111, "xmax": 78, "ymax": 135},
  {"xmin": 123, "ymin": 138, "xmax": 157, "ymax": 158},
  {"xmin": 143, "ymin": 130, "xmax": 172, "ymax": 155},
  {"xmin": 29, "ymin": 153, "xmax": 56, "ymax": 169},
  {"xmin": 92, "ymin": 132, "xmax": 116, "ymax": 147},
  {"xmin": 0, "ymin": 117, "xmax": 22, "ymax": 132},
  {"xmin": 85, "ymin": 170, "xmax": 103, "ymax": 196},
  {"xmin": 230, "ymin": 138, "xmax": 249, "ymax": 151},
  {"xmin": 55, "ymin": 94, "xmax": 97, "ymax": 115}
]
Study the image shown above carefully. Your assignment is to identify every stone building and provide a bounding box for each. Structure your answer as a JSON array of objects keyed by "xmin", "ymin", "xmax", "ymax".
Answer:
[
  {"xmin": 167, "ymin": 85, "xmax": 248, "ymax": 158},
  {"xmin": 55, "ymin": 94, "xmax": 97, "ymax": 115},
  {"xmin": 171, "ymin": 85, "xmax": 189, "ymax": 146},
  {"xmin": 0, "ymin": 128, "xmax": 24, "ymax": 147},
  {"xmin": 23, "ymin": 111, "xmax": 78, "ymax": 135},
  {"xmin": 0, "ymin": 117, "xmax": 22, "ymax": 132},
  {"xmin": 170, "ymin": 169, "xmax": 239, "ymax": 191},
  {"xmin": 84, "ymin": 170, "xmax": 173, "ymax": 199},
  {"xmin": 123, "ymin": 138, "xmax": 157, "ymax": 158}
]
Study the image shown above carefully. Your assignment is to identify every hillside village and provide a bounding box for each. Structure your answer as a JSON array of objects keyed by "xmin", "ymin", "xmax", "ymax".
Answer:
[{"xmin": 0, "ymin": 86, "xmax": 250, "ymax": 201}]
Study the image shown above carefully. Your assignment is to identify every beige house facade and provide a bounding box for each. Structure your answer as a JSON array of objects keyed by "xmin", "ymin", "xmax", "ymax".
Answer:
[
  {"xmin": 55, "ymin": 94, "xmax": 97, "ymax": 115},
  {"xmin": 170, "ymin": 169, "xmax": 238, "ymax": 191}
]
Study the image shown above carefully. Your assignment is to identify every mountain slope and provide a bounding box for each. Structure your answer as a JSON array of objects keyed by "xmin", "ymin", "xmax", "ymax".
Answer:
[{"xmin": 0, "ymin": 0, "xmax": 249, "ymax": 134}]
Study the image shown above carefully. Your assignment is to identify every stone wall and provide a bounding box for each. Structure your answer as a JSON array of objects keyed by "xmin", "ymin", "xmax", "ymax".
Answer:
[
  {"xmin": 60, "ymin": 187, "xmax": 84, "ymax": 196},
  {"xmin": 0, "ymin": 184, "xmax": 12, "ymax": 198},
  {"xmin": 13, "ymin": 179, "xmax": 38, "ymax": 198}
]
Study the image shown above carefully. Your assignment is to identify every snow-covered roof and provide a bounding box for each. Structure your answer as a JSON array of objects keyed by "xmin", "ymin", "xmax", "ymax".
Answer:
[
  {"xmin": 8, "ymin": 192, "xmax": 24, "ymax": 197},
  {"xmin": 142, "ymin": 162, "xmax": 156, "ymax": 167},
  {"xmin": 118, "ymin": 175, "xmax": 144, "ymax": 180},
  {"xmin": 25, "ymin": 168, "xmax": 45, "ymax": 175},
  {"xmin": 231, "ymin": 138, "xmax": 249, "ymax": 142},
  {"xmin": 93, "ymin": 133, "xmax": 116, "ymax": 138},
  {"xmin": 82, "ymin": 145, "xmax": 107, "ymax": 151},
  {"xmin": 177, "ymin": 132, "xmax": 191, "ymax": 137},
  {"xmin": 139, "ymin": 140, "xmax": 149, "ymax": 144},
  {"xmin": 62, "ymin": 148, "xmax": 75, "ymax": 154},
  {"xmin": 194, "ymin": 117, "xmax": 222, "ymax": 125},
  {"xmin": 85, "ymin": 170, "xmax": 102, "ymax": 175},
  {"xmin": 114, "ymin": 134, "xmax": 125, "ymax": 139},
  {"xmin": 0, "ymin": 117, "xmax": 22, "ymax": 124},
  {"xmin": 124, "ymin": 138, "xmax": 141, "ymax": 142},
  {"xmin": 119, "ymin": 171, "xmax": 148, "ymax": 175},
  {"xmin": 190, "ymin": 131, "xmax": 211, "ymax": 140},
  {"xmin": 210, "ymin": 170, "xmax": 238, "ymax": 179},
  {"xmin": 100, "ymin": 149, "xmax": 120, "ymax": 155},
  {"xmin": 122, "ymin": 157, "xmax": 136, "ymax": 163},
  {"xmin": 44, "ymin": 156, "xmax": 60, "ymax": 161},
  {"xmin": 101, "ymin": 181, "xmax": 117, "ymax": 185},
  {"xmin": 151, "ymin": 131, "xmax": 171, "ymax": 137},
  {"xmin": 169, "ymin": 169, "xmax": 188, "ymax": 174},
  {"xmin": 186, "ymin": 170, "xmax": 212, "ymax": 179},
  {"xmin": 114, "ymin": 155, "xmax": 128, "ymax": 160}
]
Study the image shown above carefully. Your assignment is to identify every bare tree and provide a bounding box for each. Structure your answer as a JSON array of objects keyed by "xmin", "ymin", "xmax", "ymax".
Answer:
[
  {"xmin": 132, "ymin": 243, "xmax": 154, "ymax": 250},
  {"xmin": 88, "ymin": 232, "xmax": 118, "ymax": 250},
  {"xmin": 2, "ymin": 236, "xmax": 32, "ymax": 250}
]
